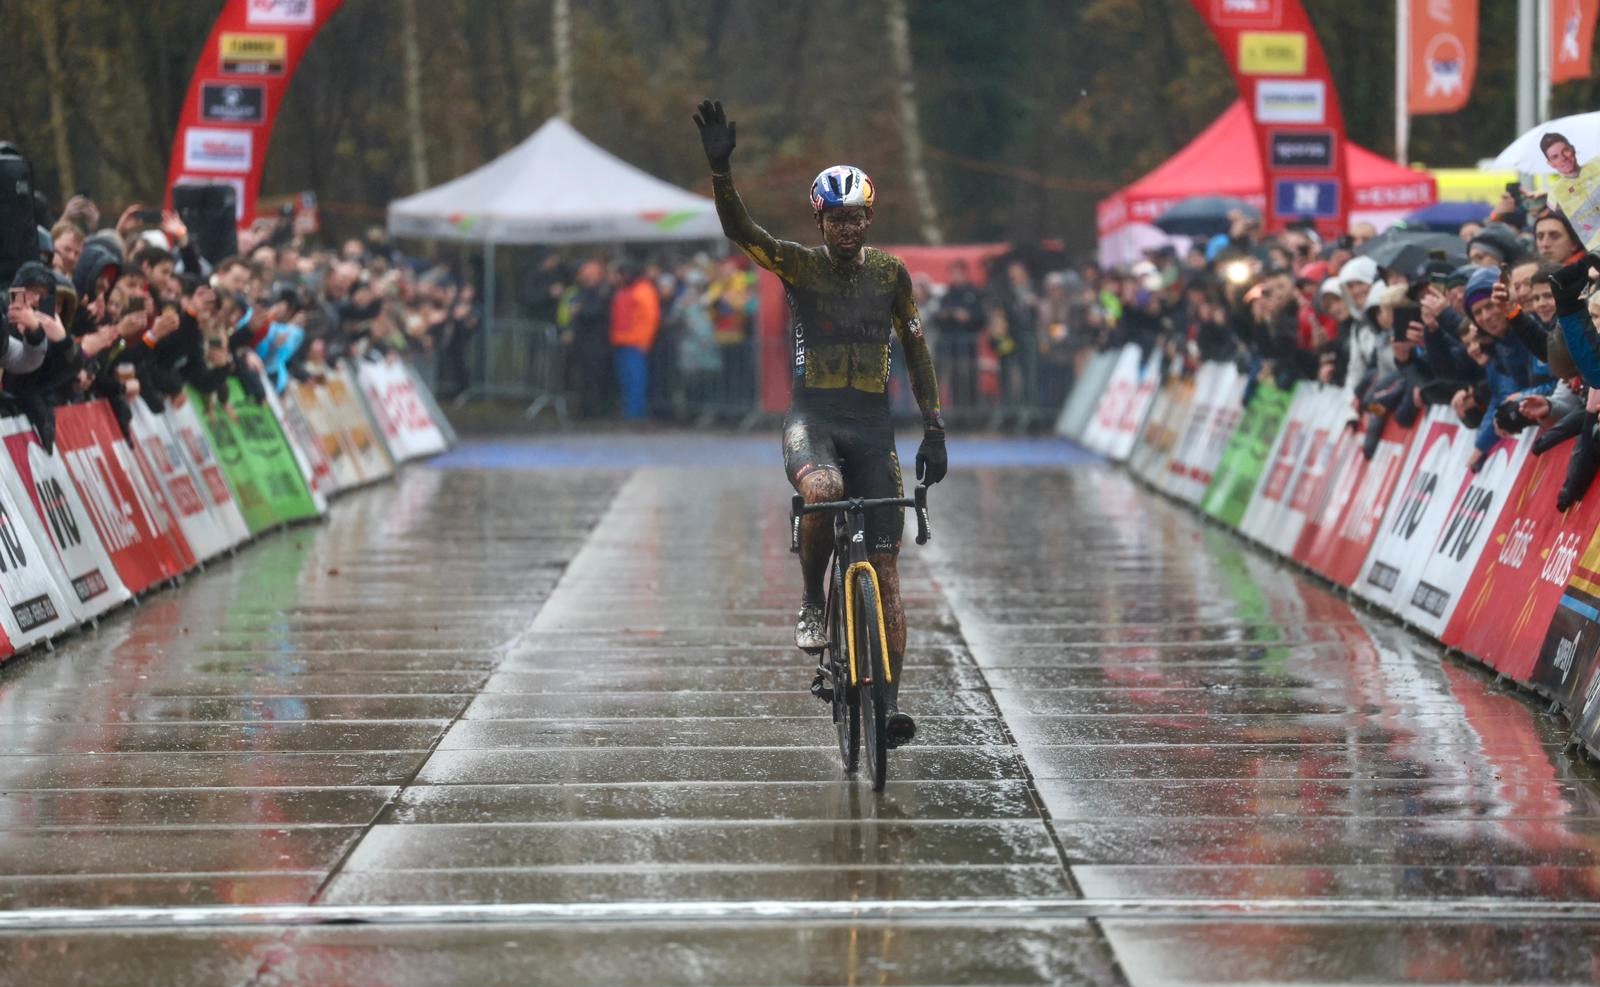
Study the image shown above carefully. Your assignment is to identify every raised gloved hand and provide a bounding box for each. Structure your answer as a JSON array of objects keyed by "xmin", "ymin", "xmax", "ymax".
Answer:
[
  {"xmin": 693, "ymin": 99, "xmax": 736, "ymax": 174},
  {"xmin": 1548, "ymin": 254, "xmax": 1600, "ymax": 317},
  {"xmin": 915, "ymin": 425, "xmax": 947, "ymax": 485}
]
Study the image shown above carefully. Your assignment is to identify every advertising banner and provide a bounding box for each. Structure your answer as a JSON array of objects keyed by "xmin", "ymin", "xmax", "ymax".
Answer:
[
  {"xmin": 1081, "ymin": 345, "xmax": 1143, "ymax": 456},
  {"xmin": 0, "ymin": 417, "xmax": 129, "ymax": 623},
  {"xmin": 1058, "ymin": 350, "xmax": 1120, "ymax": 443},
  {"xmin": 164, "ymin": 0, "xmax": 346, "ymax": 227},
  {"xmin": 1131, "ymin": 378, "xmax": 1195, "ymax": 488},
  {"xmin": 51, "ymin": 403, "xmax": 179, "ymax": 595},
  {"xmin": 1263, "ymin": 387, "xmax": 1349, "ymax": 556},
  {"xmin": 129, "ymin": 402, "xmax": 233, "ymax": 563},
  {"xmin": 166, "ymin": 399, "xmax": 252, "ymax": 548},
  {"xmin": 0, "ymin": 473, "xmax": 74, "ymax": 650},
  {"xmin": 231, "ymin": 383, "xmax": 322, "ymax": 524},
  {"xmin": 263, "ymin": 386, "xmax": 331, "ymax": 513},
  {"xmin": 1188, "ymin": 0, "xmax": 1353, "ymax": 234},
  {"xmin": 1529, "ymin": 521, "xmax": 1600, "ymax": 707},
  {"xmin": 1445, "ymin": 441, "xmax": 1600, "ymax": 679},
  {"xmin": 356, "ymin": 357, "xmax": 450, "ymax": 461},
  {"xmin": 1238, "ymin": 385, "xmax": 1323, "ymax": 548},
  {"xmin": 1401, "ymin": 429, "xmax": 1535, "ymax": 637},
  {"xmin": 1353, "ymin": 408, "xmax": 1474, "ymax": 613},
  {"xmin": 1198, "ymin": 379, "xmax": 1294, "ymax": 528},
  {"xmin": 1303, "ymin": 417, "xmax": 1415, "ymax": 586},
  {"xmin": 1107, "ymin": 348, "xmax": 1164, "ymax": 462},
  {"xmin": 1167, "ymin": 362, "xmax": 1246, "ymax": 503},
  {"xmin": 1552, "ymin": 0, "xmax": 1600, "ymax": 84},
  {"xmin": 1408, "ymin": 0, "xmax": 1480, "ymax": 116},
  {"xmin": 405, "ymin": 360, "xmax": 458, "ymax": 446},
  {"xmin": 325, "ymin": 370, "xmax": 395, "ymax": 481},
  {"xmin": 288, "ymin": 381, "xmax": 360, "ymax": 491}
]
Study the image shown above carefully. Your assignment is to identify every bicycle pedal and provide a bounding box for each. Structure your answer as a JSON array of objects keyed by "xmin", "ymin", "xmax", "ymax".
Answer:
[{"xmin": 810, "ymin": 668, "xmax": 834, "ymax": 703}]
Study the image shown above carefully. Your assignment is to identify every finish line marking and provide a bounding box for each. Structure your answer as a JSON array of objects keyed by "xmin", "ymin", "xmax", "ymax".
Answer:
[{"xmin": 5, "ymin": 898, "xmax": 1600, "ymax": 931}]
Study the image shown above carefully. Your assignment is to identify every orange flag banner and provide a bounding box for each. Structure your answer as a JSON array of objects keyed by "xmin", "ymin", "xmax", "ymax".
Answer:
[
  {"xmin": 1409, "ymin": 0, "xmax": 1479, "ymax": 115},
  {"xmin": 1553, "ymin": 0, "xmax": 1600, "ymax": 83}
]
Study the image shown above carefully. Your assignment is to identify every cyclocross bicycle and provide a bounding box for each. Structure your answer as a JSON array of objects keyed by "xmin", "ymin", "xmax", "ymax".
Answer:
[{"xmin": 791, "ymin": 485, "xmax": 931, "ymax": 792}]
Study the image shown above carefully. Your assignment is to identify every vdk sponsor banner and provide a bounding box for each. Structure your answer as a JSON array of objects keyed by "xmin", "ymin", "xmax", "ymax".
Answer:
[
  {"xmin": 356, "ymin": 357, "xmax": 450, "ymax": 461},
  {"xmin": 0, "ymin": 417, "xmax": 129, "ymax": 622},
  {"xmin": 1353, "ymin": 407, "xmax": 1473, "ymax": 613},
  {"xmin": 53, "ymin": 402, "xmax": 186, "ymax": 593},
  {"xmin": 1198, "ymin": 379, "xmax": 1294, "ymax": 528},
  {"xmin": 1402, "ymin": 429, "xmax": 1535, "ymax": 637},
  {"xmin": 1290, "ymin": 411, "xmax": 1369, "ymax": 573},
  {"xmin": 1107, "ymin": 348, "xmax": 1164, "ymax": 462},
  {"xmin": 1238, "ymin": 385, "xmax": 1322, "ymax": 548},
  {"xmin": 325, "ymin": 369, "xmax": 396, "ymax": 480},
  {"xmin": 1305, "ymin": 417, "xmax": 1415, "ymax": 587},
  {"xmin": 1444, "ymin": 440, "xmax": 1600, "ymax": 680},
  {"xmin": 166, "ymin": 399, "xmax": 252, "ymax": 548},
  {"xmin": 1080, "ymin": 344, "xmax": 1143, "ymax": 456},
  {"xmin": 129, "ymin": 402, "xmax": 233, "ymax": 563},
  {"xmin": 1057, "ymin": 350, "xmax": 1120, "ymax": 443}
]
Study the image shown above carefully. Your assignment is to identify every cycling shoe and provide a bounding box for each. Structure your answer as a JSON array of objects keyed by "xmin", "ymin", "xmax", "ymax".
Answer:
[
  {"xmin": 795, "ymin": 602, "xmax": 827, "ymax": 652},
  {"xmin": 885, "ymin": 706, "xmax": 916, "ymax": 748}
]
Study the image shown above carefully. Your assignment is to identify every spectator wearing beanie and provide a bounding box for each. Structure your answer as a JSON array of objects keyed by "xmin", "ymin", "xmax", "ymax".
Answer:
[{"xmin": 1464, "ymin": 266, "xmax": 1554, "ymax": 468}]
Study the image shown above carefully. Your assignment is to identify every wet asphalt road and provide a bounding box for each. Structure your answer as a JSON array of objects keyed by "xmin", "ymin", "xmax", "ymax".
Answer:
[{"xmin": 2, "ymin": 435, "xmax": 1600, "ymax": 984}]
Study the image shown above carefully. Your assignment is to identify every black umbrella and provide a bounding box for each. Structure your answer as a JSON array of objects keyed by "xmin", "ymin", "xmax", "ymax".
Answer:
[
  {"xmin": 1154, "ymin": 196, "xmax": 1260, "ymax": 237},
  {"xmin": 1356, "ymin": 228, "xmax": 1466, "ymax": 274}
]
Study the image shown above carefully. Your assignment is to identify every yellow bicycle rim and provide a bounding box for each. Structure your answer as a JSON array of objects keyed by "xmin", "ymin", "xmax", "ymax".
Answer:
[{"xmin": 842, "ymin": 561, "xmax": 893, "ymax": 687}]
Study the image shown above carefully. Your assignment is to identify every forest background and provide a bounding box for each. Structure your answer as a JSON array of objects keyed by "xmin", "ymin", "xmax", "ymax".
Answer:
[{"xmin": 4, "ymin": 0, "xmax": 1597, "ymax": 253}]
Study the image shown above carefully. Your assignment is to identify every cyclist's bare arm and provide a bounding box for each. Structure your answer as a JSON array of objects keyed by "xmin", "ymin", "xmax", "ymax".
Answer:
[
  {"xmin": 892, "ymin": 261, "xmax": 942, "ymax": 425},
  {"xmin": 711, "ymin": 173, "xmax": 806, "ymax": 282}
]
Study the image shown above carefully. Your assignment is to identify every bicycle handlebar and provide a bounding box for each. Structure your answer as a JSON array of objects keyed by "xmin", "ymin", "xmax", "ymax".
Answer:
[{"xmin": 789, "ymin": 485, "xmax": 932, "ymax": 552}]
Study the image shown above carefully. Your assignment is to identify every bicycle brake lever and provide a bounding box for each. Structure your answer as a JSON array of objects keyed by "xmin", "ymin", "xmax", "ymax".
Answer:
[
  {"xmin": 914, "ymin": 485, "xmax": 931, "ymax": 546},
  {"xmin": 790, "ymin": 494, "xmax": 805, "ymax": 553}
]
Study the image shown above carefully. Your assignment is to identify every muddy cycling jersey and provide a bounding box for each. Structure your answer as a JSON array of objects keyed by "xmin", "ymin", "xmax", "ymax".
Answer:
[{"xmin": 711, "ymin": 173, "xmax": 941, "ymax": 424}]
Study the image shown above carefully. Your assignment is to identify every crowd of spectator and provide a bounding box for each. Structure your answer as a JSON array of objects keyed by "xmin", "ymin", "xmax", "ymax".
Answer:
[
  {"xmin": 2, "ymin": 173, "xmax": 476, "ymax": 452},
  {"xmin": 1058, "ymin": 131, "xmax": 1600, "ymax": 508}
]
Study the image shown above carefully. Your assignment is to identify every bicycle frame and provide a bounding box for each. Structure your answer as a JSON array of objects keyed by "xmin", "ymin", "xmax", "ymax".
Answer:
[{"xmin": 789, "ymin": 486, "xmax": 931, "ymax": 688}]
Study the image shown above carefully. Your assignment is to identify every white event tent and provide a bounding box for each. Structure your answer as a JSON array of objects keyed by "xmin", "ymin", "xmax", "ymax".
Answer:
[
  {"xmin": 387, "ymin": 116, "xmax": 721, "ymax": 244},
  {"xmin": 387, "ymin": 118, "xmax": 722, "ymax": 402}
]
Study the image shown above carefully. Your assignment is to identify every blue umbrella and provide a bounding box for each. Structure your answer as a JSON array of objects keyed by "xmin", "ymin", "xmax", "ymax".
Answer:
[
  {"xmin": 1399, "ymin": 201, "xmax": 1491, "ymax": 234},
  {"xmin": 1154, "ymin": 196, "xmax": 1260, "ymax": 238}
]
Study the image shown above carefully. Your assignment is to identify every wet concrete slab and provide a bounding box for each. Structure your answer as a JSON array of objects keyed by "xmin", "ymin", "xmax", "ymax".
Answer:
[{"xmin": 6, "ymin": 441, "xmax": 1600, "ymax": 983}]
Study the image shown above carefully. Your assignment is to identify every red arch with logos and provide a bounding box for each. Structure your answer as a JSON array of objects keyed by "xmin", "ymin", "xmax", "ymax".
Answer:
[
  {"xmin": 1188, "ymin": 0, "xmax": 1351, "ymax": 235},
  {"xmin": 163, "ymin": 0, "xmax": 346, "ymax": 228}
]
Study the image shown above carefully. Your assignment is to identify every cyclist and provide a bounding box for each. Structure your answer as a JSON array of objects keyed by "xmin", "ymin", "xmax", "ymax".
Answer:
[{"xmin": 692, "ymin": 99, "xmax": 947, "ymax": 748}]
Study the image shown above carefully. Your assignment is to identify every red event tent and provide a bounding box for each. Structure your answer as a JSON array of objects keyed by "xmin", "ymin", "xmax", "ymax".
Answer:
[{"xmin": 1096, "ymin": 101, "xmax": 1438, "ymax": 266}]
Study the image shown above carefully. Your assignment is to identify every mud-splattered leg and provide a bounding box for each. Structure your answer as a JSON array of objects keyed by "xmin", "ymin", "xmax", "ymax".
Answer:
[
  {"xmin": 872, "ymin": 551, "xmax": 907, "ymax": 693},
  {"xmin": 798, "ymin": 469, "xmax": 843, "ymax": 603}
]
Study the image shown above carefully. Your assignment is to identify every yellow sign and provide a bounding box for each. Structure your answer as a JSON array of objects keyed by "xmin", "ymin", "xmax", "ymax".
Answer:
[
  {"xmin": 1239, "ymin": 31, "xmax": 1307, "ymax": 75},
  {"xmin": 220, "ymin": 33, "xmax": 287, "ymax": 75}
]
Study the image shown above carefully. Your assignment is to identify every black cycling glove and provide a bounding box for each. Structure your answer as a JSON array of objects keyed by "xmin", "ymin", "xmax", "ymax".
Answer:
[
  {"xmin": 916, "ymin": 426, "xmax": 947, "ymax": 485},
  {"xmin": 693, "ymin": 99, "xmax": 736, "ymax": 174}
]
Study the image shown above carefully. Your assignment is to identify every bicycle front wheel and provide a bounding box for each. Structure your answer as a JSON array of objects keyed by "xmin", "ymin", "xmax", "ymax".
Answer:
[
  {"xmin": 827, "ymin": 560, "xmax": 858, "ymax": 774},
  {"xmin": 854, "ymin": 569, "xmax": 889, "ymax": 793}
]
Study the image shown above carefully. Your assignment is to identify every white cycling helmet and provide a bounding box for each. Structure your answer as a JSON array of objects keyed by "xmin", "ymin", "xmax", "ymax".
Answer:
[{"xmin": 810, "ymin": 165, "xmax": 875, "ymax": 213}]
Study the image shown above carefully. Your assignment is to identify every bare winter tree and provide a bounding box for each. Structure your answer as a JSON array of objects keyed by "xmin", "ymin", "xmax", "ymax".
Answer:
[{"xmin": 885, "ymin": 0, "xmax": 943, "ymax": 244}]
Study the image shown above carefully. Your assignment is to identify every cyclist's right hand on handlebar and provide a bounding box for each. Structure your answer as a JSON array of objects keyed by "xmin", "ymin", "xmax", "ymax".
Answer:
[
  {"xmin": 916, "ymin": 426, "xmax": 947, "ymax": 485},
  {"xmin": 693, "ymin": 99, "xmax": 736, "ymax": 173}
]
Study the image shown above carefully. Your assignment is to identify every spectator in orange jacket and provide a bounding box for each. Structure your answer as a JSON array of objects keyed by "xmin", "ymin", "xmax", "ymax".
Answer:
[{"xmin": 610, "ymin": 264, "xmax": 661, "ymax": 419}]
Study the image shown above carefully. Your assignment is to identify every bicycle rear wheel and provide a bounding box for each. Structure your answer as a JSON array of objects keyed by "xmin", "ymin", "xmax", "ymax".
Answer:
[
  {"xmin": 827, "ymin": 559, "xmax": 858, "ymax": 773},
  {"xmin": 854, "ymin": 569, "xmax": 889, "ymax": 792}
]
